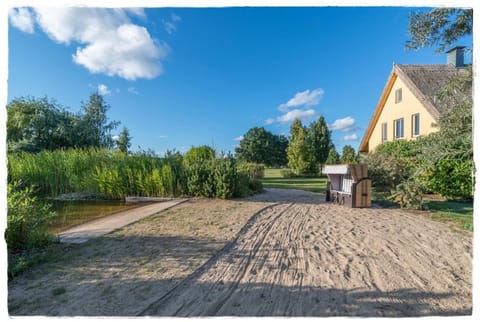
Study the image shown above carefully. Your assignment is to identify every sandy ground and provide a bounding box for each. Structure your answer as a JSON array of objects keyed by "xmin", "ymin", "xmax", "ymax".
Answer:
[{"xmin": 8, "ymin": 188, "xmax": 472, "ymax": 317}]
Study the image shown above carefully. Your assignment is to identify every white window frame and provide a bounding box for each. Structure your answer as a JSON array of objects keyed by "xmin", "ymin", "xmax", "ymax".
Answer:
[
  {"xmin": 395, "ymin": 88, "xmax": 402, "ymax": 104},
  {"xmin": 412, "ymin": 113, "xmax": 420, "ymax": 137},
  {"xmin": 381, "ymin": 122, "xmax": 388, "ymax": 143},
  {"xmin": 394, "ymin": 118, "xmax": 404, "ymax": 139}
]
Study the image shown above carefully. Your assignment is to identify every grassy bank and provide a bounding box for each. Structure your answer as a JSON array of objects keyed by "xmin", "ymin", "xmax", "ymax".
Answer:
[
  {"xmin": 424, "ymin": 199, "xmax": 473, "ymax": 231},
  {"xmin": 260, "ymin": 168, "xmax": 327, "ymax": 193},
  {"xmin": 372, "ymin": 191, "xmax": 473, "ymax": 232}
]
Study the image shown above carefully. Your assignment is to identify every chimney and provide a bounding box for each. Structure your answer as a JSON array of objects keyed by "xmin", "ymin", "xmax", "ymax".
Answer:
[{"xmin": 446, "ymin": 46, "xmax": 465, "ymax": 67}]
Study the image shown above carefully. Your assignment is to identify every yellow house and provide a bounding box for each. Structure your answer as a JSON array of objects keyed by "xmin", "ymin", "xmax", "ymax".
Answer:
[{"xmin": 359, "ymin": 46, "xmax": 468, "ymax": 153}]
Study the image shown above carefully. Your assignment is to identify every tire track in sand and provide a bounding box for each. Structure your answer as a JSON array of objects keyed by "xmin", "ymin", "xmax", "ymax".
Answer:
[
  {"xmin": 140, "ymin": 189, "xmax": 472, "ymax": 317},
  {"xmin": 139, "ymin": 201, "xmax": 295, "ymax": 316}
]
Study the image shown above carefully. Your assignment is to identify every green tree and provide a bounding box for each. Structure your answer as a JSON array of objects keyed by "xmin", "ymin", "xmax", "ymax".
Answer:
[
  {"xmin": 406, "ymin": 7, "xmax": 473, "ymax": 200},
  {"xmin": 307, "ymin": 115, "xmax": 331, "ymax": 167},
  {"xmin": 419, "ymin": 67, "xmax": 473, "ymax": 199},
  {"xmin": 235, "ymin": 127, "xmax": 288, "ymax": 167},
  {"xmin": 405, "ymin": 8, "xmax": 472, "ymax": 53},
  {"xmin": 183, "ymin": 145, "xmax": 216, "ymax": 167},
  {"xmin": 116, "ymin": 127, "xmax": 132, "ymax": 154},
  {"xmin": 340, "ymin": 145, "xmax": 358, "ymax": 164},
  {"xmin": 77, "ymin": 92, "xmax": 119, "ymax": 149},
  {"xmin": 7, "ymin": 96, "xmax": 75, "ymax": 152},
  {"xmin": 286, "ymin": 119, "xmax": 315, "ymax": 175},
  {"xmin": 325, "ymin": 146, "xmax": 340, "ymax": 165},
  {"xmin": 270, "ymin": 134, "xmax": 289, "ymax": 167}
]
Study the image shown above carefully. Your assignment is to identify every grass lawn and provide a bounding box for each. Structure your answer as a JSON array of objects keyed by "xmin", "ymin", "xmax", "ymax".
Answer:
[
  {"xmin": 372, "ymin": 191, "xmax": 473, "ymax": 232},
  {"xmin": 424, "ymin": 199, "xmax": 473, "ymax": 232},
  {"xmin": 260, "ymin": 168, "xmax": 327, "ymax": 194}
]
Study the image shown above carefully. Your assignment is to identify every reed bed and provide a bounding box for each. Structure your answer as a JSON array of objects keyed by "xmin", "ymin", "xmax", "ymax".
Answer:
[{"xmin": 7, "ymin": 148, "xmax": 260, "ymax": 199}]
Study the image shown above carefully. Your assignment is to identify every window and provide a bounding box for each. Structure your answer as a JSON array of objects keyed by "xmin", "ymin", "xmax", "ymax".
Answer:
[
  {"xmin": 395, "ymin": 88, "xmax": 402, "ymax": 104},
  {"xmin": 412, "ymin": 113, "xmax": 420, "ymax": 137},
  {"xmin": 394, "ymin": 118, "xmax": 404, "ymax": 139},
  {"xmin": 381, "ymin": 122, "xmax": 388, "ymax": 143}
]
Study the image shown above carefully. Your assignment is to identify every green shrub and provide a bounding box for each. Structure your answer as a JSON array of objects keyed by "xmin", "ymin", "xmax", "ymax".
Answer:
[
  {"xmin": 389, "ymin": 179, "xmax": 425, "ymax": 210},
  {"xmin": 280, "ymin": 169, "xmax": 296, "ymax": 178},
  {"xmin": 185, "ymin": 160, "xmax": 215, "ymax": 197},
  {"xmin": 237, "ymin": 162, "xmax": 265, "ymax": 179},
  {"xmin": 213, "ymin": 155, "xmax": 238, "ymax": 199},
  {"xmin": 427, "ymin": 157, "xmax": 474, "ymax": 200},
  {"xmin": 6, "ymin": 181, "xmax": 57, "ymax": 253},
  {"xmin": 365, "ymin": 140, "xmax": 421, "ymax": 193}
]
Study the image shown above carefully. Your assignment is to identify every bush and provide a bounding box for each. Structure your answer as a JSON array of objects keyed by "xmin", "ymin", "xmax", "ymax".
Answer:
[
  {"xmin": 427, "ymin": 157, "xmax": 474, "ymax": 200},
  {"xmin": 6, "ymin": 181, "xmax": 57, "ymax": 253},
  {"xmin": 280, "ymin": 169, "xmax": 296, "ymax": 178},
  {"xmin": 185, "ymin": 160, "xmax": 215, "ymax": 197},
  {"xmin": 237, "ymin": 162, "xmax": 265, "ymax": 179},
  {"xmin": 389, "ymin": 179, "xmax": 425, "ymax": 210},
  {"xmin": 213, "ymin": 155, "xmax": 238, "ymax": 199},
  {"xmin": 364, "ymin": 140, "xmax": 421, "ymax": 193}
]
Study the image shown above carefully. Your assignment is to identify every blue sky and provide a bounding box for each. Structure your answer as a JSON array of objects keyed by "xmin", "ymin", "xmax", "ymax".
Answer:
[{"xmin": 5, "ymin": 3, "xmax": 474, "ymax": 155}]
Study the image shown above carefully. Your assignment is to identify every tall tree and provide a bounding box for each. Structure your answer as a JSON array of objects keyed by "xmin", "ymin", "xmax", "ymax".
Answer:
[
  {"xmin": 420, "ymin": 66, "xmax": 473, "ymax": 199},
  {"xmin": 116, "ymin": 127, "xmax": 132, "ymax": 154},
  {"xmin": 340, "ymin": 145, "xmax": 358, "ymax": 164},
  {"xmin": 325, "ymin": 146, "xmax": 340, "ymax": 165},
  {"xmin": 7, "ymin": 96, "xmax": 75, "ymax": 152},
  {"xmin": 307, "ymin": 115, "xmax": 332, "ymax": 166},
  {"xmin": 405, "ymin": 7, "xmax": 473, "ymax": 200},
  {"xmin": 405, "ymin": 8, "xmax": 472, "ymax": 52},
  {"xmin": 77, "ymin": 92, "xmax": 119, "ymax": 149},
  {"xmin": 287, "ymin": 119, "xmax": 316, "ymax": 175},
  {"xmin": 235, "ymin": 127, "xmax": 288, "ymax": 167}
]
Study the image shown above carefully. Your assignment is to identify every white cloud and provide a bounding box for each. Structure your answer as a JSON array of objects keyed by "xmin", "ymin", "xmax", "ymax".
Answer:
[
  {"xmin": 11, "ymin": 7, "xmax": 168, "ymax": 80},
  {"xmin": 277, "ymin": 109, "xmax": 317, "ymax": 123},
  {"xmin": 163, "ymin": 13, "xmax": 182, "ymax": 34},
  {"xmin": 171, "ymin": 13, "xmax": 182, "ymax": 22},
  {"xmin": 9, "ymin": 8, "xmax": 35, "ymax": 33},
  {"xmin": 98, "ymin": 84, "xmax": 111, "ymax": 95},
  {"xmin": 128, "ymin": 87, "xmax": 139, "ymax": 94},
  {"xmin": 330, "ymin": 116, "xmax": 356, "ymax": 132},
  {"xmin": 265, "ymin": 118, "xmax": 275, "ymax": 125},
  {"xmin": 112, "ymin": 135, "xmax": 120, "ymax": 141},
  {"xmin": 163, "ymin": 21, "xmax": 176, "ymax": 34},
  {"xmin": 233, "ymin": 136, "xmax": 244, "ymax": 141},
  {"xmin": 278, "ymin": 88, "xmax": 324, "ymax": 112},
  {"xmin": 341, "ymin": 133, "xmax": 359, "ymax": 141},
  {"xmin": 158, "ymin": 135, "xmax": 168, "ymax": 139}
]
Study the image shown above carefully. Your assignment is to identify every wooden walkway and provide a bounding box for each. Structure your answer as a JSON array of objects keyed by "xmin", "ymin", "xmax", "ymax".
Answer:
[{"xmin": 57, "ymin": 199, "xmax": 189, "ymax": 244}]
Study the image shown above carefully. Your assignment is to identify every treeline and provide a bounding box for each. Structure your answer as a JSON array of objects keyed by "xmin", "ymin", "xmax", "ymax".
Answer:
[
  {"xmin": 236, "ymin": 118, "xmax": 358, "ymax": 177},
  {"xmin": 7, "ymin": 93, "xmax": 130, "ymax": 153}
]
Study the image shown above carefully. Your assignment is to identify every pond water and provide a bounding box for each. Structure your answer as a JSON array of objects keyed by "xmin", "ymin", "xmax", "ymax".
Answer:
[{"xmin": 47, "ymin": 200, "xmax": 145, "ymax": 233}]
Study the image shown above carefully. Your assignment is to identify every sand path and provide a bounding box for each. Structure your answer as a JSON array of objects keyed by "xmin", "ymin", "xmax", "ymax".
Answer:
[
  {"xmin": 141, "ymin": 189, "xmax": 472, "ymax": 316},
  {"xmin": 8, "ymin": 189, "xmax": 472, "ymax": 317}
]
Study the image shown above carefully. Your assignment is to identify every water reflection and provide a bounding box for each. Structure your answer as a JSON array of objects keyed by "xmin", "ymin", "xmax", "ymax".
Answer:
[{"xmin": 47, "ymin": 200, "xmax": 143, "ymax": 233}]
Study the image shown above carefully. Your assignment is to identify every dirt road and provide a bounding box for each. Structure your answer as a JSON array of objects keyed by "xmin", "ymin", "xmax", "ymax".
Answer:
[{"xmin": 8, "ymin": 189, "xmax": 472, "ymax": 317}]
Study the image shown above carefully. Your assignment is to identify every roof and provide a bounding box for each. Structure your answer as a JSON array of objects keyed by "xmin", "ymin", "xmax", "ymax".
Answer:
[
  {"xmin": 396, "ymin": 64, "xmax": 465, "ymax": 115},
  {"xmin": 358, "ymin": 63, "xmax": 467, "ymax": 152}
]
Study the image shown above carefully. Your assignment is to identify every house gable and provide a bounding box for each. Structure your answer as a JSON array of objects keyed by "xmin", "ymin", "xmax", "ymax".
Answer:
[
  {"xmin": 359, "ymin": 63, "xmax": 461, "ymax": 153},
  {"xmin": 365, "ymin": 75, "xmax": 438, "ymax": 152}
]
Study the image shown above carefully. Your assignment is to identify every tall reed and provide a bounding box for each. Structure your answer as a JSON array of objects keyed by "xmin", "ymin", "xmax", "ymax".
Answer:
[{"xmin": 7, "ymin": 148, "xmax": 261, "ymax": 199}]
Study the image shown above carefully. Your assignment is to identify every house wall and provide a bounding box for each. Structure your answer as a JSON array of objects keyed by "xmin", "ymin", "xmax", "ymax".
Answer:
[{"xmin": 368, "ymin": 76, "xmax": 438, "ymax": 152}]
